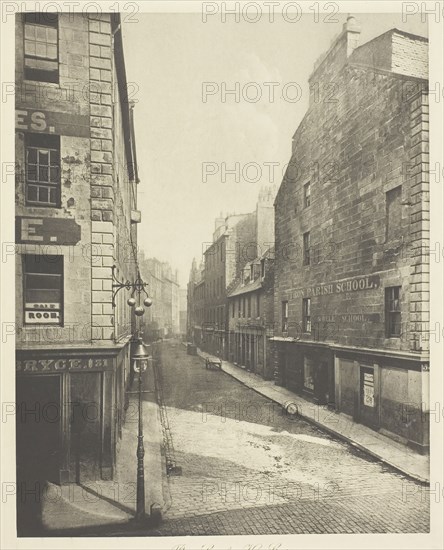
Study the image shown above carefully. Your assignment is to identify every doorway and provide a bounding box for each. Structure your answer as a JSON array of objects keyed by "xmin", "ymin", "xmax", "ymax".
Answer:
[
  {"xmin": 16, "ymin": 375, "xmax": 62, "ymax": 535},
  {"xmin": 16, "ymin": 375, "xmax": 62, "ymax": 484},
  {"xmin": 359, "ymin": 365, "xmax": 379, "ymax": 429}
]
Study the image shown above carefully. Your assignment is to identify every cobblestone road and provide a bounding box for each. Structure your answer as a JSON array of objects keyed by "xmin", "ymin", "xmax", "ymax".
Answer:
[{"xmin": 152, "ymin": 340, "xmax": 429, "ymax": 535}]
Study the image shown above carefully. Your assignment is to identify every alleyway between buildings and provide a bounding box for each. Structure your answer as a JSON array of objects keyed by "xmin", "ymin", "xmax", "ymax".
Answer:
[{"xmin": 151, "ymin": 340, "xmax": 429, "ymax": 535}]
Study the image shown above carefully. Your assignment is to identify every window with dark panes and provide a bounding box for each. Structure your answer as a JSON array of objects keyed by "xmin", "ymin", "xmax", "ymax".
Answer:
[
  {"xmin": 23, "ymin": 254, "xmax": 63, "ymax": 325},
  {"xmin": 247, "ymin": 295, "xmax": 251, "ymax": 317},
  {"xmin": 303, "ymin": 231, "xmax": 310, "ymax": 265},
  {"xmin": 256, "ymin": 293, "xmax": 260, "ymax": 317},
  {"xmin": 302, "ymin": 298, "xmax": 311, "ymax": 333},
  {"xmin": 385, "ymin": 286, "xmax": 401, "ymax": 337},
  {"xmin": 282, "ymin": 301, "xmax": 288, "ymax": 332},
  {"xmin": 26, "ymin": 133, "xmax": 60, "ymax": 207},
  {"xmin": 386, "ymin": 185, "xmax": 402, "ymax": 241},
  {"xmin": 24, "ymin": 13, "xmax": 59, "ymax": 83},
  {"xmin": 304, "ymin": 181, "xmax": 311, "ymax": 207}
]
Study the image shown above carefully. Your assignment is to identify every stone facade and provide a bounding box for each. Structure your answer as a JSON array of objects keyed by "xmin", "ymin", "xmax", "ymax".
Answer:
[
  {"xmin": 272, "ymin": 18, "xmax": 429, "ymax": 452},
  {"xmin": 227, "ymin": 247, "xmax": 275, "ymax": 379},
  {"xmin": 187, "ymin": 259, "xmax": 205, "ymax": 347},
  {"xmin": 14, "ymin": 12, "xmax": 141, "ymax": 501}
]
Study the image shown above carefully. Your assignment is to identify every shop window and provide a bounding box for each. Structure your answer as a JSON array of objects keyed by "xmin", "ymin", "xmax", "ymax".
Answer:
[
  {"xmin": 303, "ymin": 231, "xmax": 310, "ymax": 265},
  {"xmin": 303, "ymin": 356, "xmax": 315, "ymax": 391},
  {"xmin": 385, "ymin": 286, "xmax": 401, "ymax": 337},
  {"xmin": 302, "ymin": 297, "xmax": 311, "ymax": 333},
  {"xmin": 26, "ymin": 133, "xmax": 60, "ymax": 207},
  {"xmin": 282, "ymin": 300, "xmax": 288, "ymax": 332},
  {"xmin": 24, "ymin": 13, "xmax": 59, "ymax": 83},
  {"xmin": 23, "ymin": 254, "xmax": 63, "ymax": 325},
  {"xmin": 304, "ymin": 181, "xmax": 311, "ymax": 208},
  {"xmin": 386, "ymin": 185, "xmax": 402, "ymax": 241}
]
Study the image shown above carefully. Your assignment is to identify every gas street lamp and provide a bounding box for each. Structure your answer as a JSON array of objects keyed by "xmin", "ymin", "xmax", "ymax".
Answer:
[
  {"xmin": 111, "ymin": 265, "xmax": 153, "ymax": 521},
  {"xmin": 132, "ymin": 337, "xmax": 150, "ymax": 520}
]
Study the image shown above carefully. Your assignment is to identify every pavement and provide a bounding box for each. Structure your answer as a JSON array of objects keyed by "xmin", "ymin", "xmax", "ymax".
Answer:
[{"xmin": 195, "ymin": 346, "xmax": 430, "ymax": 484}]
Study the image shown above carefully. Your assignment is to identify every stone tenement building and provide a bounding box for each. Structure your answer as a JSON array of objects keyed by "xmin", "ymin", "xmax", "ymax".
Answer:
[
  {"xmin": 272, "ymin": 17, "xmax": 429, "ymax": 452},
  {"xmin": 179, "ymin": 288, "xmax": 187, "ymax": 338},
  {"xmin": 14, "ymin": 10, "xmax": 142, "ymax": 501},
  {"xmin": 195, "ymin": 189, "xmax": 275, "ymax": 358},
  {"xmin": 139, "ymin": 255, "xmax": 180, "ymax": 340},
  {"xmin": 187, "ymin": 258, "xmax": 205, "ymax": 347},
  {"xmin": 227, "ymin": 247, "xmax": 275, "ymax": 379}
]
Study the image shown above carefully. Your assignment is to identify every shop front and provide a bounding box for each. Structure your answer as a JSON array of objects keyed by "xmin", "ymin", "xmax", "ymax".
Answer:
[
  {"xmin": 334, "ymin": 349, "xmax": 429, "ymax": 452},
  {"xmin": 16, "ymin": 343, "xmax": 131, "ymax": 487},
  {"xmin": 272, "ymin": 340, "xmax": 335, "ymax": 406}
]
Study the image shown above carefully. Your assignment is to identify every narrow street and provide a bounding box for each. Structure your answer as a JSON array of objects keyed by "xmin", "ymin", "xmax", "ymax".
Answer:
[{"xmin": 151, "ymin": 340, "xmax": 429, "ymax": 536}]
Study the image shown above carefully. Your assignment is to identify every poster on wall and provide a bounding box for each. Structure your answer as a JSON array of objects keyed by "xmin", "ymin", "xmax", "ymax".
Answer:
[{"xmin": 363, "ymin": 371, "xmax": 375, "ymax": 408}]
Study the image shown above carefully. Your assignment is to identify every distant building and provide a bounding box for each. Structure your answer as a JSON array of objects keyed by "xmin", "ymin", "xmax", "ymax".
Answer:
[
  {"xmin": 187, "ymin": 259, "xmax": 205, "ymax": 346},
  {"xmin": 179, "ymin": 288, "xmax": 187, "ymax": 338},
  {"xmin": 139, "ymin": 255, "xmax": 180, "ymax": 340},
  {"xmin": 190, "ymin": 188, "xmax": 275, "ymax": 359},
  {"xmin": 272, "ymin": 17, "xmax": 429, "ymax": 452},
  {"xmin": 227, "ymin": 247, "xmax": 275, "ymax": 379}
]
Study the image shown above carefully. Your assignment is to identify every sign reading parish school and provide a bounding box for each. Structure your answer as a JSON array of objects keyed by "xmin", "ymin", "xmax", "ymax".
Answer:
[{"xmin": 290, "ymin": 275, "xmax": 380, "ymax": 299}]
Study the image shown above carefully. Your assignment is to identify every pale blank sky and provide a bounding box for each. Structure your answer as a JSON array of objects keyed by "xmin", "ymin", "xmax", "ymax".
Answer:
[{"xmin": 122, "ymin": 12, "xmax": 427, "ymax": 286}]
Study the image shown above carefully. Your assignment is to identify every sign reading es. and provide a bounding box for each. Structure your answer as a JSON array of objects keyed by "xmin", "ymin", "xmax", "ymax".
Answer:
[
  {"xmin": 15, "ymin": 109, "xmax": 50, "ymax": 132},
  {"xmin": 15, "ymin": 108, "xmax": 89, "ymax": 137}
]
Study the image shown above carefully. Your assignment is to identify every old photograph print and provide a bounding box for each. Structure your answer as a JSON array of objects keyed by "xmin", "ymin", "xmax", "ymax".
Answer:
[{"xmin": 2, "ymin": 1, "xmax": 442, "ymax": 548}]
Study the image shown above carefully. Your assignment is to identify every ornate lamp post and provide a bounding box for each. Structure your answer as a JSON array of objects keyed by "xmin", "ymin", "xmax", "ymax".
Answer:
[
  {"xmin": 111, "ymin": 265, "xmax": 153, "ymax": 521},
  {"xmin": 132, "ymin": 337, "xmax": 150, "ymax": 520}
]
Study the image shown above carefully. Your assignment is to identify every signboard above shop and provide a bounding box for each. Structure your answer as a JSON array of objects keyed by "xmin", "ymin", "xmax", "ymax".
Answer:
[
  {"xmin": 15, "ymin": 108, "xmax": 89, "ymax": 138},
  {"xmin": 289, "ymin": 275, "xmax": 380, "ymax": 300},
  {"xmin": 16, "ymin": 357, "xmax": 114, "ymax": 373},
  {"xmin": 16, "ymin": 216, "xmax": 81, "ymax": 245}
]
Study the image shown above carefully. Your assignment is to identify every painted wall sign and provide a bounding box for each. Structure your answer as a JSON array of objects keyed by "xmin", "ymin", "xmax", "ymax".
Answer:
[
  {"xmin": 313, "ymin": 313, "xmax": 380, "ymax": 323},
  {"xmin": 15, "ymin": 108, "xmax": 89, "ymax": 138},
  {"xmin": 289, "ymin": 275, "xmax": 380, "ymax": 300},
  {"xmin": 16, "ymin": 217, "xmax": 81, "ymax": 245},
  {"xmin": 16, "ymin": 357, "xmax": 113, "ymax": 373}
]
